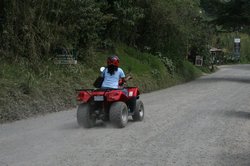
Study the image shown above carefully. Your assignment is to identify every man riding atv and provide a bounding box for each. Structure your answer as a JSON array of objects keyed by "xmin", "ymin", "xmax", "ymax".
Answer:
[
  {"xmin": 101, "ymin": 55, "xmax": 131, "ymax": 90},
  {"xmin": 76, "ymin": 55, "xmax": 144, "ymax": 128}
]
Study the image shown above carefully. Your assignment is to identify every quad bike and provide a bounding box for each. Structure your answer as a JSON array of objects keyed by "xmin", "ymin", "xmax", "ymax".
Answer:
[{"xmin": 76, "ymin": 68, "xmax": 144, "ymax": 128}]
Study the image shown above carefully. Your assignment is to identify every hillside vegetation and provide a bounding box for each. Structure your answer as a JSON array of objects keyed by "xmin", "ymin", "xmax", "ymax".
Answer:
[
  {"xmin": 1, "ymin": 0, "xmax": 210, "ymax": 63},
  {"xmin": 0, "ymin": 44, "xmax": 204, "ymax": 123},
  {"xmin": 0, "ymin": 0, "xmax": 221, "ymax": 122}
]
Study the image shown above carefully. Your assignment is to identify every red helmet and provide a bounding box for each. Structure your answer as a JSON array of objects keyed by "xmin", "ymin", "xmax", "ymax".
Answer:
[{"xmin": 107, "ymin": 55, "xmax": 119, "ymax": 67}]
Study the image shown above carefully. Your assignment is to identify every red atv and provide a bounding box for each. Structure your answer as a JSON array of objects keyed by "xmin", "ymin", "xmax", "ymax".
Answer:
[{"xmin": 76, "ymin": 81, "xmax": 144, "ymax": 128}]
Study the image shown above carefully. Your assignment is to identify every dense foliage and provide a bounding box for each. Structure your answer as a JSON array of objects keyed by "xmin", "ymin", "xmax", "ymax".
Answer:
[
  {"xmin": 201, "ymin": 0, "xmax": 250, "ymax": 32},
  {"xmin": 0, "ymin": 0, "xmax": 211, "ymax": 67}
]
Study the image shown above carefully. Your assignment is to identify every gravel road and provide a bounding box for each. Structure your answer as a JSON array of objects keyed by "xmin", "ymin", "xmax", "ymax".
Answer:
[{"xmin": 1, "ymin": 64, "xmax": 250, "ymax": 166}]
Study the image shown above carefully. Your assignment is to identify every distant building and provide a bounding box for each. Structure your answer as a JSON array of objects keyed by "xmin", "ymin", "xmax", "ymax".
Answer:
[{"xmin": 210, "ymin": 47, "xmax": 224, "ymax": 64}]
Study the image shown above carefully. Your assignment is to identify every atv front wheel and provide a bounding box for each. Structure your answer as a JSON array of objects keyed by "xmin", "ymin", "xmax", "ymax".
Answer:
[
  {"xmin": 109, "ymin": 102, "xmax": 128, "ymax": 128},
  {"xmin": 132, "ymin": 100, "xmax": 144, "ymax": 121},
  {"xmin": 77, "ymin": 103, "xmax": 96, "ymax": 128}
]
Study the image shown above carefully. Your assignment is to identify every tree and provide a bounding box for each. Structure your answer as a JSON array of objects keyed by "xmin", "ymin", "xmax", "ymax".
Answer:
[
  {"xmin": 136, "ymin": 0, "xmax": 210, "ymax": 65},
  {"xmin": 101, "ymin": 0, "xmax": 144, "ymax": 45},
  {"xmin": 1, "ymin": 0, "xmax": 110, "ymax": 62},
  {"xmin": 201, "ymin": 0, "xmax": 250, "ymax": 31}
]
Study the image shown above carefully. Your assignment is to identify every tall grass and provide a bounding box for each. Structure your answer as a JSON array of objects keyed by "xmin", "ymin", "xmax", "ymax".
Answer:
[{"xmin": 0, "ymin": 44, "xmax": 203, "ymax": 123}]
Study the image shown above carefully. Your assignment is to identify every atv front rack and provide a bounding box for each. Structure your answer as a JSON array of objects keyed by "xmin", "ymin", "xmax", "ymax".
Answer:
[
  {"xmin": 75, "ymin": 88, "xmax": 124, "ymax": 92},
  {"xmin": 75, "ymin": 87, "xmax": 137, "ymax": 92}
]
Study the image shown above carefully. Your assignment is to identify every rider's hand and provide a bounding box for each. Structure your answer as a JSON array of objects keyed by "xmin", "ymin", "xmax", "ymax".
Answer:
[{"xmin": 125, "ymin": 75, "xmax": 132, "ymax": 81}]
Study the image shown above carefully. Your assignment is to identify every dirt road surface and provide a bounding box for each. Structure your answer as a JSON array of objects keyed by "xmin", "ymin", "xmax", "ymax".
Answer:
[{"xmin": 1, "ymin": 65, "xmax": 250, "ymax": 166}]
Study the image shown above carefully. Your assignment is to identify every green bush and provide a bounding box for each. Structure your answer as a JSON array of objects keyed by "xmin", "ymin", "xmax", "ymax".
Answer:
[{"xmin": 0, "ymin": 45, "xmax": 204, "ymax": 123}]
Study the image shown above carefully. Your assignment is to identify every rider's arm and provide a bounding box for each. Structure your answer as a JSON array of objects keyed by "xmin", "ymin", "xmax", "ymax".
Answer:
[
  {"xmin": 119, "ymin": 78, "xmax": 125, "ymax": 86},
  {"xmin": 119, "ymin": 75, "xmax": 132, "ymax": 86},
  {"xmin": 125, "ymin": 75, "xmax": 132, "ymax": 81},
  {"xmin": 118, "ymin": 68, "xmax": 126, "ymax": 86}
]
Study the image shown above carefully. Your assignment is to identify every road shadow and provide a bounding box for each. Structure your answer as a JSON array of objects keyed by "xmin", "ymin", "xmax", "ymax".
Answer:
[
  {"xmin": 65, "ymin": 118, "xmax": 135, "ymax": 130},
  {"xmin": 60, "ymin": 121, "xmax": 110, "ymax": 130},
  {"xmin": 197, "ymin": 77, "xmax": 250, "ymax": 84},
  {"xmin": 94, "ymin": 120, "xmax": 108, "ymax": 128},
  {"xmin": 60, "ymin": 121, "xmax": 79, "ymax": 130},
  {"xmin": 217, "ymin": 151, "xmax": 250, "ymax": 166},
  {"xmin": 224, "ymin": 111, "xmax": 250, "ymax": 119},
  {"xmin": 93, "ymin": 119, "xmax": 135, "ymax": 129},
  {"xmin": 229, "ymin": 65, "xmax": 250, "ymax": 71}
]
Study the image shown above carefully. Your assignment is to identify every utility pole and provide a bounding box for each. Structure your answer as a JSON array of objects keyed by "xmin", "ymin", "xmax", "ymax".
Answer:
[{"xmin": 234, "ymin": 31, "xmax": 241, "ymax": 62}]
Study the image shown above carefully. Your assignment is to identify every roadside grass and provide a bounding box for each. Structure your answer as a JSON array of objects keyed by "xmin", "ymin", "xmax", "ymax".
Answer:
[
  {"xmin": 177, "ymin": 61, "xmax": 203, "ymax": 82},
  {"xmin": 0, "ymin": 60, "xmax": 97, "ymax": 122},
  {"xmin": 0, "ymin": 45, "xmax": 204, "ymax": 123}
]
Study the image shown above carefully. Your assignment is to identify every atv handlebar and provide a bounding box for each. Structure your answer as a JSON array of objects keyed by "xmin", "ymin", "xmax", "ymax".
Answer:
[
  {"xmin": 75, "ymin": 88, "xmax": 124, "ymax": 92},
  {"xmin": 75, "ymin": 86, "xmax": 138, "ymax": 92}
]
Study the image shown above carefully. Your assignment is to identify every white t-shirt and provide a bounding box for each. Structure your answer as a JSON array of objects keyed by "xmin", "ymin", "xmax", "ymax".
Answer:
[{"xmin": 101, "ymin": 68, "xmax": 125, "ymax": 88}]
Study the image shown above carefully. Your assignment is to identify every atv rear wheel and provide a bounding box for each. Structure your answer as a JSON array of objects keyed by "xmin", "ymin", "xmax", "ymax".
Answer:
[
  {"xmin": 132, "ymin": 100, "xmax": 144, "ymax": 121},
  {"xmin": 77, "ymin": 103, "xmax": 96, "ymax": 128},
  {"xmin": 109, "ymin": 102, "xmax": 128, "ymax": 128}
]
